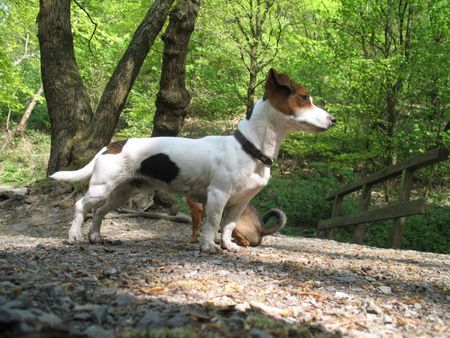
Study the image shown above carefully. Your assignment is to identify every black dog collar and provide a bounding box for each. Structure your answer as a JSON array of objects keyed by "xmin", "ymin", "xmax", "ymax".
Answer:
[{"xmin": 233, "ymin": 129, "xmax": 274, "ymax": 166}]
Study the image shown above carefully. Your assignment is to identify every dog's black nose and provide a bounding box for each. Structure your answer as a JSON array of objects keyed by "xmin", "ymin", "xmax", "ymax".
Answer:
[{"xmin": 330, "ymin": 115, "xmax": 337, "ymax": 124}]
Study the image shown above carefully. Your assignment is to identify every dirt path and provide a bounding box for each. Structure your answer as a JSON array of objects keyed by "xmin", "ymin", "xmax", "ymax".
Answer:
[{"xmin": 0, "ymin": 188, "xmax": 449, "ymax": 337}]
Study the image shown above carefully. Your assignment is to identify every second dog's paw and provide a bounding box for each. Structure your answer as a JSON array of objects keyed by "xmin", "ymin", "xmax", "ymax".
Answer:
[{"xmin": 200, "ymin": 241, "xmax": 221, "ymax": 254}]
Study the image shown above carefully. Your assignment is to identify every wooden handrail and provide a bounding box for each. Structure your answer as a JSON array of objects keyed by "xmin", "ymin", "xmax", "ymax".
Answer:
[
  {"xmin": 318, "ymin": 199, "xmax": 426, "ymax": 230},
  {"xmin": 325, "ymin": 147, "xmax": 448, "ymax": 200},
  {"xmin": 320, "ymin": 147, "xmax": 448, "ymax": 248}
]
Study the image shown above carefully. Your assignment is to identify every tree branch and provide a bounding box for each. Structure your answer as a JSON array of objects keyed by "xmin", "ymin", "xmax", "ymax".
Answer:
[{"xmin": 73, "ymin": 0, "xmax": 98, "ymax": 57}]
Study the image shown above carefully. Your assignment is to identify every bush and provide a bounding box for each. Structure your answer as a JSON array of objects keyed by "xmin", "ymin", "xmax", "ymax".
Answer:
[
  {"xmin": 251, "ymin": 171, "xmax": 342, "ymax": 229},
  {"xmin": 0, "ymin": 130, "xmax": 50, "ymax": 186}
]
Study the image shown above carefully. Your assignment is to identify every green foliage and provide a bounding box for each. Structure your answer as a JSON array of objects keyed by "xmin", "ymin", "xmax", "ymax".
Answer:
[
  {"xmin": 0, "ymin": 0, "xmax": 448, "ymax": 254},
  {"xmin": 0, "ymin": 0, "xmax": 41, "ymax": 124},
  {"xmin": 0, "ymin": 130, "xmax": 50, "ymax": 186},
  {"xmin": 333, "ymin": 205, "xmax": 450, "ymax": 255},
  {"xmin": 251, "ymin": 171, "xmax": 342, "ymax": 228}
]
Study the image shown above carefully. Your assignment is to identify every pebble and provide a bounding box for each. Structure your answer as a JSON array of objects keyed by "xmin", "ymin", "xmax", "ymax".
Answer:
[
  {"xmin": 334, "ymin": 275, "xmax": 357, "ymax": 283},
  {"xmin": 84, "ymin": 325, "xmax": 115, "ymax": 338},
  {"xmin": 248, "ymin": 328, "xmax": 274, "ymax": 338},
  {"xmin": 114, "ymin": 293, "xmax": 138, "ymax": 305},
  {"xmin": 363, "ymin": 300, "xmax": 382, "ymax": 314},
  {"xmin": 235, "ymin": 302, "xmax": 251, "ymax": 312},
  {"xmin": 378, "ymin": 285, "xmax": 392, "ymax": 295},
  {"xmin": 137, "ymin": 311, "xmax": 162, "ymax": 328},
  {"xmin": 334, "ymin": 291, "xmax": 351, "ymax": 299},
  {"xmin": 383, "ymin": 315, "xmax": 393, "ymax": 324}
]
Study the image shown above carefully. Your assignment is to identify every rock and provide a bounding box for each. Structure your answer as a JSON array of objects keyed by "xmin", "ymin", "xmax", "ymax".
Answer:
[
  {"xmin": 84, "ymin": 325, "xmax": 115, "ymax": 338},
  {"xmin": 105, "ymin": 268, "xmax": 119, "ymax": 276},
  {"xmin": 37, "ymin": 311, "xmax": 63, "ymax": 327},
  {"xmin": 235, "ymin": 302, "xmax": 251, "ymax": 312},
  {"xmin": 51, "ymin": 286, "xmax": 65, "ymax": 298},
  {"xmin": 228, "ymin": 314, "xmax": 245, "ymax": 331},
  {"xmin": 348, "ymin": 329, "xmax": 378, "ymax": 338},
  {"xmin": 0, "ymin": 281, "xmax": 16, "ymax": 289},
  {"xmin": 11, "ymin": 222, "xmax": 29, "ymax": 231},
  {"xmin": 378, "ymin": 286, "xmax": 392, "ymax": 295},
  {"xmin": 248, "ymin": 328, "xmax": 274, "ymax": 338},
  {"xmin": 363, "ymin": 300, "xmax": 382, "ymax": 315},
  {"xmin": 74, "ymin": 303, "xmax": 100, "ymax": 312},
  {"xmin": 166, "ymin": 313, "xmax": 189, "ymax": 328},
  {"xmin": 0, "ymin": 187, "xmax": 28, "ymax": 198},
  {"xmin": 94, "ymin": 305, "xmax": 109, "ymax": 324},
  {"xmin": 383, "ymin": 315, "xmax": 393, "ymax": 324},
  {"xmin": 137, "ymin": 311, "xmax": 161, "ymax": 328},
  {"xmin": 250, "ymin": 301, "xmax": 290, "ymax": 317},
  {"xmin": 74, "ymin": 312, "xmax": 93, "ymax": 321},
  {"xmin": 334, "ymin": 291, "xmax": 351, "ymax": 299},
  {"xmin": 2, "ymin": 300, "xmax": 24, "ymax": 309},
  {"xmin": 334, "ymin": 275, "xmax": 357, "ymax": 283},
  {"xmin": 114, "ymin": 293, "xmax": 138, "ymax": 305},
  {"xmin": 0, "ymin": 307, "xmax": 62, "ymax": 330}
]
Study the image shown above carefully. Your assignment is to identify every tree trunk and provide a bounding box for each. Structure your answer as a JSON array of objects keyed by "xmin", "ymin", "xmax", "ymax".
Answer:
[
  {"xmin": 152, "ymin": 0, "xmax": 201, "ymax": 137},
  {"xmin": 150, "ymin": 0, "xmax": 200, "ymax": 215},
  {"xmin": 38, "ymin": 0, "xmax": 175, "ymax": 173},
  {"xmin": 38, "ymin": 0, "xmax": 94, "ymax": 174},
  {"xmin": 81, "ymin": 0, "xmax": 175, "ymax": 157},
  {"xmin": 16, "ymin": 84, "xmax": 44, "ymax": 134},
  {"xmin": 245, "ymin": 52, "xmax": 258, "ymax": 118}
]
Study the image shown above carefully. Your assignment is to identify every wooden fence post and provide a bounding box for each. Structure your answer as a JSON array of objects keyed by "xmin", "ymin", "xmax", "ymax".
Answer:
[
  {"xmin": 389, "ymin": 168, "xmax": 415, "ymax": 249},
  {"xmin": 328, "ymin": 194, "xmax": 342, "ymax": 240},
  {"xmin": 352, "ymin": 183, "xmax": 373, "ymax": 244}
]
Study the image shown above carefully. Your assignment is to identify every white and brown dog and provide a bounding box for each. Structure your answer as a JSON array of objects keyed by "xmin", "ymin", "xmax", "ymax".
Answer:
[{"xmin": 50, "ymin": 69, "xmax": 335, "ymax": 253}]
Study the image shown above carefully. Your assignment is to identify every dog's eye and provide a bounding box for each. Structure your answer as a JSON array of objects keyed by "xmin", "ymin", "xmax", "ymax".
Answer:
[{"xmin": 299, "ymin": 95, "xmax": 309, "ymax": 102}]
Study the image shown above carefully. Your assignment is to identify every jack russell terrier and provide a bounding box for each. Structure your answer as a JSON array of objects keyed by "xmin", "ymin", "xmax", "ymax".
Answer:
[
  {"xmin": 184, "ymin": 196, "xmax": 287, "ymax": 247},
  {"xmin": 50, "ymin": 68, "xmax": 336, "ymax": 253}
]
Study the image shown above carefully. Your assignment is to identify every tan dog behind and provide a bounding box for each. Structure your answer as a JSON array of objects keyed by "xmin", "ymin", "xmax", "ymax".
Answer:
[{"xmin": 184, "ymin": 197, "xmax": 286, "ymax": 247}]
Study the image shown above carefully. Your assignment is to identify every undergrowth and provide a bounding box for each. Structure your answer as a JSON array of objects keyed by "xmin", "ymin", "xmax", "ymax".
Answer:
[{"xmin": 0, "ymin": 130, "xmax": 50, "ymax": 186}]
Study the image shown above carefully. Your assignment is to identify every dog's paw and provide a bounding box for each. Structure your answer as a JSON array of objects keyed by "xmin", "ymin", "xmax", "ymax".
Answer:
[
  {"xmin": 222, "ymin": 241, "xmax": 241, "ymax": 252},
  {"xmin": 88, "ymin": 232, "xmax": 104, "ymax": 244},
  {"xmin": 200, "ymin": 241, "xmax": 221, "ymax": 254},
  {"xmin": 68, "ymin": 230, "xmax": 84, "ymax": 243}
]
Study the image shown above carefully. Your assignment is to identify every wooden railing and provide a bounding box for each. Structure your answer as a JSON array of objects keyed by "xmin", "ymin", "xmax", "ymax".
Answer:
[{"xmin": 318, "ymin": 147, "xmax": 448, "ymax": 248}]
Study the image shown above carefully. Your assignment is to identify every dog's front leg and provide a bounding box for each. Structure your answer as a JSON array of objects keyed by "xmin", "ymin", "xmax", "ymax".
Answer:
[
  {"xmin": 199, "ymin": 188, "xmax": 229, "ymax": 253},
  {"xmin": 221, "ymin": 202, "xmax": 249, "ymax": 252}
]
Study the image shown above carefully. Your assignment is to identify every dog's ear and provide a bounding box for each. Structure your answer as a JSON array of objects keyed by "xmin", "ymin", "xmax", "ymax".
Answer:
[{"xmin": 264, "ymin": 68, "xmax": 294, "ymax": 100}]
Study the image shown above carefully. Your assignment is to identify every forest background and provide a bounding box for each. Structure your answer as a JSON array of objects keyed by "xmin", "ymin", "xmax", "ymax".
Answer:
[{"xmin": 0, "ymin": 0, "xmax": 448, "ymax": 253}]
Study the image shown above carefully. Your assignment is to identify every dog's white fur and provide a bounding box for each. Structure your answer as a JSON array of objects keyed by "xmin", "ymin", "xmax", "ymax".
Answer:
[{"xmin": 50, "ymin": 69, "xmax": 335, "ymax": 253}]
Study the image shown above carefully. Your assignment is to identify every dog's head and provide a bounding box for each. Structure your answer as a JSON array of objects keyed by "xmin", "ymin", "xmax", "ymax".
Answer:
[{"xmin": 263, "ymin": 68, "xmax": 336, "ymax": 133}]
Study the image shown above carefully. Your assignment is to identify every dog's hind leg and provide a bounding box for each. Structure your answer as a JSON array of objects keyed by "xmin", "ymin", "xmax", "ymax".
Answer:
[
  {"xmin": 68, "ymin": 198, "xmax": 89, "ymax": 242},
  {"xmin": 89, "ymin": 183, "xmax": 136, "ymax": 243},
  {"xmin": 68, "ymin": 192, "xmax": 106, "ymax": 242}
]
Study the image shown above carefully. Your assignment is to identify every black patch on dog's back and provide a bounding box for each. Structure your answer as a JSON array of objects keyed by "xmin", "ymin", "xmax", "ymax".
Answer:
[{"xmin": 139, "ymin": 153, "xmax": 179, "ymax": 183}]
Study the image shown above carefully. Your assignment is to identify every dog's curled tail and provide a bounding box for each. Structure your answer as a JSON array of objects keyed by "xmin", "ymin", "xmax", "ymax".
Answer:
[
  {"xmin": 49, "ymin": 147, "xmax": 107, "ymax": 182},
  {"xmin": 261, "ymin": 208, "xmax": 287, "ymax": 236}
]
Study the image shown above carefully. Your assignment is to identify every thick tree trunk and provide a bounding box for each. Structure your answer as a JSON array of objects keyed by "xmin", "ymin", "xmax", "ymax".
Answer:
[
  {"xmin": 38, "ymin": 0, "xmax": 94, "ymax": 174},
  {"xmin": 38, "ymin": 0, "xmax": 175, "ymax": 173},
  {"xmin": 78, "ymin": 0, "xmax": 175, "ymax": 162},
  {"xmin": 150, "ymin": 0, "xmax": 200, "ymax": 214},
  {"xmin": 152, "ymin": 0, "xmax": 201, "ymax": 137}
]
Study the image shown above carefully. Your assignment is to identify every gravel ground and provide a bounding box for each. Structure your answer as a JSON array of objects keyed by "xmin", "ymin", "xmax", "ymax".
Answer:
[{"xmin": 0, "ymin": 187, "xmax": 449, "ymax": 338}]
